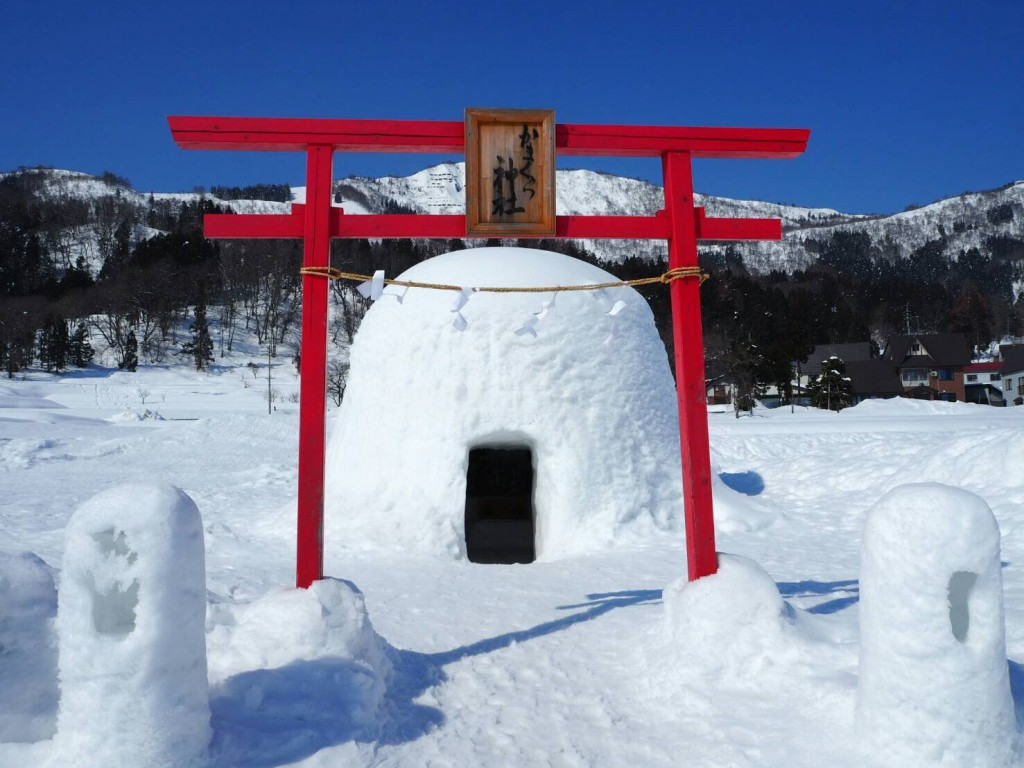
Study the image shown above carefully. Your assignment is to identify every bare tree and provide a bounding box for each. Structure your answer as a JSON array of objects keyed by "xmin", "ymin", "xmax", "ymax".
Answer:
[
  {"xmin": 220, "ymin": 240, "xmax": 302, "ymax": 354},
  {"xmin": 41, "ymin": 194, "xmax": 92, "ymax": 271},
  {"xmin": 92, "ymin": 193, "xmax": 137, "ymax": 270},
  {"xmin": 327, "ymin": 358, "xmax": 350, "ymax": 406}
]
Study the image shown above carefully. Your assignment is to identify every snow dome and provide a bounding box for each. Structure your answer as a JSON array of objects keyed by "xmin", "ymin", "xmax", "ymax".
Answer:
[{"xmin": 324, "ymin": 247, "xmax": 684, "ymax": 562}]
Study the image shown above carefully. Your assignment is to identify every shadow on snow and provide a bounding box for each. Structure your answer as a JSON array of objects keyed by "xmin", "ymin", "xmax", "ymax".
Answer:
[
  {"xmin": 776, "ymin": 578, "xmax": 860, "ymax": 614},
  {"xmin": 208, "ymin": 589, "xmax": 662, "ymax": 765},
  {"xmin": 718, "ymin": 470, "xmax": 765, "ymax": 496}
]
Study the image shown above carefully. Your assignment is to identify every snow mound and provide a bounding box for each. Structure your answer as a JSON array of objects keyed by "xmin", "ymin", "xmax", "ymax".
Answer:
[
  {"xmin": 0, "ymin": 551, "xmax": 58, "ymax": 743},
  {"xmin": 207, "ymin": 578, "xmax": 392, "ymax": 681},
  {"xmin": 50, "ymin": 484, "xmax": 210, "ymax": 768},
  {"xmin": 0, "ymin": 383, "xmax": 64, "ymax": 409},
  {"xmin": 844, "ymin": 397, "xmax": 989, "ymax": 417},
  {"xmin": 109, "ymin": 408, "xmax": 164, "ymax": 422},
  {"xmin": 206, "ymin": 579, "xmax": 393, "ymax": 765},
  {"xmin": 892, "ymin": 431, "xmax": 1024, "ymax": 502},
  {"xmin": 325, "ymin": 247, "xmax": 684, "ymax": 560},
  {"xmin": 661, "ymin": 554, "xmax": 797, "ymax": 677},
  {"xmin": 857, "ymin": 483, "xmax": 1019, "ymax": 767}
]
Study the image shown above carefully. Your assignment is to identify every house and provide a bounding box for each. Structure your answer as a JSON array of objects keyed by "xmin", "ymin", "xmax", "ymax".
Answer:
[
  {"xmin": 324, "ymin": 247, "xmax": 685, "ymax": 564},
  {"xmin": 880, "ymin": 333, "xmax": 972, "ymax": 401},
  {"xmin": 845, "ymin": 359, "xmax": 905, "ymax": 402},
  {"xmin": 1000, "ymin": 344, "xmax": 1024, "ymax": 406},
  {"xmin": 961, "ymin": 362, "xmax": 1004, "ymax": 405},
  {"xmin": 785, "ymin": 342, "xmax": 873, "ymax": 406},
  {"xmin": 800, "ymin": 342, "xmax": 873, "ymax": 380},
  {"xmin": 796, "ymin": 342, "xmax": 872, "ymax": 389},
  {"xmin": 796, "ymin": 342, "xmax": 907, "ymax": 405}
]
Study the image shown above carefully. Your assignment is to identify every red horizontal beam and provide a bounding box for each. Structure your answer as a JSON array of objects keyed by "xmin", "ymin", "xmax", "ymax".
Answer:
[
  {"xmin": 203, "ymin": 207, "xmax": 781, "ymax": 242},
  {"xmin": 695, "ymin": 209, "xmax": 781, "ymax": 240},
  {"xmin": 556, "ymin": 124, "xmax": 809, "ymax": 159},
  {"xmin": 169, "ymin": 116, "xmax": 464, "ymax": 153},
  {"xmin": 169, "ymin": 116, "xmax": 808, "ymax": 159}
]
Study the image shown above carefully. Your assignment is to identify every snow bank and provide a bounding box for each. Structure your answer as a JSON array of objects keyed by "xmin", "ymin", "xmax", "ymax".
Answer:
[
  {"xmin": 844, "ymin": 397, "xmax": 990, "ymax": 417},
  {"xmin": 857, "ymin": 483, "xmax": 1018, "ymax": 767},
  {"xmin": 206, "ymin": 579, "xmax": 393, "ymax": 764},
  {"xmin": 902, "ymin": 430, "xmax": 1024, "ymax": 502},
  {"xmin": 662, "ymin": 554, "xmax": 796, "ymax": 677},
  {"xmin": 324, "ymin": 247, "xmax": 684, "ymax": 559},
  {"xmin": 50, "ymin": 484, "xmax": 210, "ymax": 768},
  {"xmin": 0, "ymin": 551, "xmax": 58, "ymax": 743}
]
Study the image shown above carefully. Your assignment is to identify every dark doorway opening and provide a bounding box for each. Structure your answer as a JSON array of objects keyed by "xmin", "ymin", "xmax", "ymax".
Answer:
[{"xmin": 465, "ymin": 446, "xmax": 536, "ymax": 564}]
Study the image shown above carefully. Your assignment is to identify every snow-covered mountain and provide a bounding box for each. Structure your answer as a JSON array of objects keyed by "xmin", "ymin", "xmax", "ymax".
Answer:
[
  {"xmin": 332, "ymin": 162, "xmax": 870, "ymax": 268},
  {"xmin": 10, "ymin": 165, "xmax": 1024, "ymax": 277},
  {"xmin": 10, "ymin": 168, "xmax": 291, "ymax": 216},
  {"xmin": 319, "ymin": 163, "xmax": 1024, "ymax": 274}
]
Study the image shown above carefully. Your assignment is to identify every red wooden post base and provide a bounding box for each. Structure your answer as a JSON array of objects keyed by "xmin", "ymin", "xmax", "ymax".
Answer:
[{"xmin": 169, "ymin": 116, "xmax": 808, "ymax": 587}]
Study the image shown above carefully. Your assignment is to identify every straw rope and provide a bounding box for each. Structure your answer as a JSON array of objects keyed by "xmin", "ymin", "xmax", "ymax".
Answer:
[{"xmin": 298, "ymin": 265, "xmax": 709, "ymax": 293}]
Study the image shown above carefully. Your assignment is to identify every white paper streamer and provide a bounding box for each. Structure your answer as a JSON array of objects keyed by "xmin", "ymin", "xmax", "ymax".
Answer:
[
  {"xmin": 357, "ymin": 269, "xmax": 386, "ymax": 301},
  {"xmin": 534, "ymin": 292, "xmax": 557, "ymax": 320},
  {"xmin": 451, "ymin": 287, "xmax": 473, "ymax": 313},
  {"xmin": 515, "ymin": 316, "xmax": 539, "ymax": 338}
]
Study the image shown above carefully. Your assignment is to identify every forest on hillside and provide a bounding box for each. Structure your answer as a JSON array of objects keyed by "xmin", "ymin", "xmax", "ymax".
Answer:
[{"xmin": 2, "ymin": 168, "xmax": 1024, "ymax": 406}]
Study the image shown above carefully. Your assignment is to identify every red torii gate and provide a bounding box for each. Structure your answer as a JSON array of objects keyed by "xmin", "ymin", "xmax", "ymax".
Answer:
[{"xmin": 168, "ymin": 115, "xmax": 809, "ymax": 589}]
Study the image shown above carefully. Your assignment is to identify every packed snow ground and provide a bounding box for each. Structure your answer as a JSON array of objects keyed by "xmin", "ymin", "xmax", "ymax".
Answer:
[{"xmin": 2, "ymin": 364, "xmax": 1024, "ymax": 766}]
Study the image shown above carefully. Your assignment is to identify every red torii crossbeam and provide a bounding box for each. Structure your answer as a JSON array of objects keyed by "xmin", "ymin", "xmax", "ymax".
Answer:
[{"xmin": 169, "ymin": 115, "xmax": 809, "ymax": 588}]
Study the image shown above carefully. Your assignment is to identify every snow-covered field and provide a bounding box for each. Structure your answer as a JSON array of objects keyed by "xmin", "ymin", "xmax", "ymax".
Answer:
[{"xmin": 2, "ymin": 365, "xmax": 1024, "ymax": 766}]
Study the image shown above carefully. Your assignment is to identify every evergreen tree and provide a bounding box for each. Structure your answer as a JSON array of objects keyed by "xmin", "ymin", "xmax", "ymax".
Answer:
[
  {"xmin": 99, "ymin": 219, "xmax": 133, "ymax": 278},
  {"xmin": 808, "ymin": 356, "xmax": 855, "ymax": 411},
  {"xmin": 946, "ymin": 285, "xmax": 992, "ymax": 354},
  {"xmin": 119, "ymin": 330, "xmax": 138, "ymax": 372},
  {"xmin": 38, "ymin": 313, "xmax": 69, "ymax": 372},
  {"xmin": 69, "ymin": 320, "xmax": 94, "ymax": 367},
  {"xmin": 180, "ymin": 286, "xmax": 214, "ymax": 371}
]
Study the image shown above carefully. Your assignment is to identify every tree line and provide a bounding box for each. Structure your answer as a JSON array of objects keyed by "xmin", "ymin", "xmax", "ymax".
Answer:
[{"xmin": 3, "ymin": 168, "xmax": 1023, "ymax": 408}]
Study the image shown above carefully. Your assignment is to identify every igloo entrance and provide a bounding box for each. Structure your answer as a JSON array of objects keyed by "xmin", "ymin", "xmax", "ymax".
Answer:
[{"xmin": 464, "ymin": 446, "xmax": 536, "ymax": 564}]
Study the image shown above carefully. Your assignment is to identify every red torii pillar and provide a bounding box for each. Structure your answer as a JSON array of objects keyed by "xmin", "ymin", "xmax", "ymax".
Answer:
[{"xmin": 169, "ymin": 116, "xmax": 809, "ymax": 587}]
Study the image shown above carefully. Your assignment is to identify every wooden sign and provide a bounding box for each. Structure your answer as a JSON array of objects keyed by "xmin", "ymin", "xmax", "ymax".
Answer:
[{"xmin": 465, "ymin": 108, "xmax": 555, "ymax": 237}]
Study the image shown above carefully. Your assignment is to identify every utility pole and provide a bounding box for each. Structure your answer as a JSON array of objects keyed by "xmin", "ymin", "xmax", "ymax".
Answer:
[
  {"xmin": 792, "ymin": 360, "xmax": 801, "ymax": 414},
  {"xmin": 267, "ymin": 348, "xmax": 272, "ymax": 416}
]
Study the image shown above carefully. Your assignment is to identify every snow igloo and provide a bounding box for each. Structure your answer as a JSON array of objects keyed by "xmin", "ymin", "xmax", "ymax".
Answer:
[{"xmin": 324, "ymin": 247, "xmax": 684, "ymax": 563}]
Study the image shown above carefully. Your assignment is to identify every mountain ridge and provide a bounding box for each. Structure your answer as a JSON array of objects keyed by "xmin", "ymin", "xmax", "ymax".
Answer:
[{"xmin": 7, "ymin": 163, "xmax": 1023, "ymax": 282}]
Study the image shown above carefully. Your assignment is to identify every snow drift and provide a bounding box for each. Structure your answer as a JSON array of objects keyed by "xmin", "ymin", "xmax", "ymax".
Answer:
[{"xmin": 0, "ymin": 551, "xmax": 58, "ymax": 743}]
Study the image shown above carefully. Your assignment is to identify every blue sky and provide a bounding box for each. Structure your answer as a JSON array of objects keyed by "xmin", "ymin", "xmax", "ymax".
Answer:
[{"xmin": 2, "ymin": 1, "xmax": 1021, "ymax": 213}]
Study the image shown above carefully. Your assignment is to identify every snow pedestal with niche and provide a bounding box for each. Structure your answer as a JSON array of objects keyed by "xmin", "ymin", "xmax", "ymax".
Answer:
[
  {"xmin": 857, "ymin": 483, "xmax": 1018, "ymax": 767},
  {"xmin": 49, "ymin": 484, "xmax": 210, "ymax": 768},
  {"xmin": 325, "ymin": 247, "xmax": 685, "ymax": 561}
]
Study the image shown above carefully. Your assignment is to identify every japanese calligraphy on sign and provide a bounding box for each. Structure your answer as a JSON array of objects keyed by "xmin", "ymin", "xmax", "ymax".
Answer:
[{"xmin": 465, "ymin": 108, "xmax": 555, "ymax": 237}]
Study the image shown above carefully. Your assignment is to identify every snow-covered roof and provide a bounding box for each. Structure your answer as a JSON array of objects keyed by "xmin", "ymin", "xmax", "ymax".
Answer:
[{"xmin": 323, "ymin": 247, "xmax": 684, "ymax": 560}]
